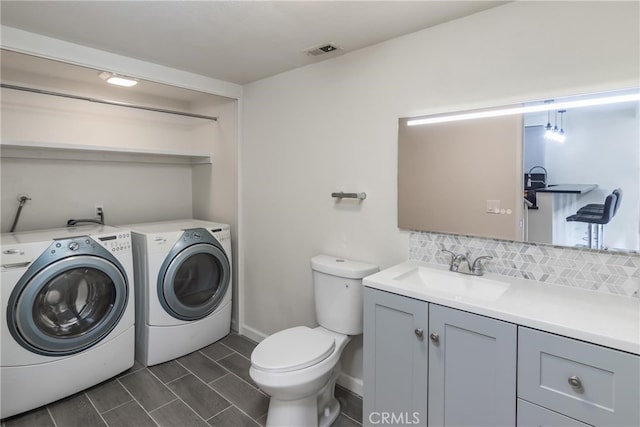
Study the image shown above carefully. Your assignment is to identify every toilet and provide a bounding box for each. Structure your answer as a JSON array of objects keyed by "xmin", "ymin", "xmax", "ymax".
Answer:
[{"xmin": 249, "ymin": 254, "xmax": 378, "ymax": 427}]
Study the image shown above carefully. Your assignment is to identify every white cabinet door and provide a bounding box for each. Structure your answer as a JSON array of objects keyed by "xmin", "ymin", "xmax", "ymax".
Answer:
[
  {"xmin": 363, "ymin": 288, "xmax": 428, "ymax": 427},
  {"xmin": 428, "ymin": 304, "xmax": 517, "ymax": 427}
]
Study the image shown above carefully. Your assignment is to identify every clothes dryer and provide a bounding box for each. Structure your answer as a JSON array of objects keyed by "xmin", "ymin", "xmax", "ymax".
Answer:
[
  {"xmin": 127, "ymin": 219, "xmax": 232, "ymax": 366},
  {"xmin": 1, "ymin": 225, "xmax": 134, "ymax": 419}
]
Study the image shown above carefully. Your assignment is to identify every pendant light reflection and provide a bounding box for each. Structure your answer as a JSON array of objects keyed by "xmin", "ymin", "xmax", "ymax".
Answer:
[
  {"xmin": 545, "ymin": 109, "xmax": 566, "ymax": 143},
  {"xmin": 545, "ymin": 110, "xmax": 552, "ymax": 133}
]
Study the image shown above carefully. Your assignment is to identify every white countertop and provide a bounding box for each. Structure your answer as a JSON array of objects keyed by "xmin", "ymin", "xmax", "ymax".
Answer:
[{"xmin": 364, "ymin": 261, "xmax": 640, "ymax": 355}]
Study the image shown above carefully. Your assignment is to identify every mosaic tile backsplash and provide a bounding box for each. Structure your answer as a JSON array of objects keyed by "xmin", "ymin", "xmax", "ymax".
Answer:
[{"xmin": 410, "ymin": 231, "xmax": 640, "ymax": 299}]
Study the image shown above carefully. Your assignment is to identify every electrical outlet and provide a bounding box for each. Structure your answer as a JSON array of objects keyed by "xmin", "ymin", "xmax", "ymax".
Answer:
[{"xmin": 95, "ymin": 204, "xmax": 104, "ymax": 217}]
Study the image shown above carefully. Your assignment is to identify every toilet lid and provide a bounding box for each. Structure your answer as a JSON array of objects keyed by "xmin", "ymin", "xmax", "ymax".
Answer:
[{"xmin": 251, "ymin": 326, "xmax": 335, "ymax": 373}]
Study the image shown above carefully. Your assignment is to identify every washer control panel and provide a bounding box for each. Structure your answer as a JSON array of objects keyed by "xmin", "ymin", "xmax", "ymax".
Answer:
[
  {"xmin": 98, "ymin": 232, "xmax": 132, "ymax": 253},
  {"xmin": 49, "ymin": 232, "xmax": 130, "ymax": 255}
]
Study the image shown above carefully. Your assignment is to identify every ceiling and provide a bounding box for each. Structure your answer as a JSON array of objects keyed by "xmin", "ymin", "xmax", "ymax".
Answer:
[{"xmin": 0, "ymin": 1, "xmax": 508, "ymax": 85}]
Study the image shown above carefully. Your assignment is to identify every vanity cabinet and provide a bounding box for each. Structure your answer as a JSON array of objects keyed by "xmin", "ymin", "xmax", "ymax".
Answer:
[
  {"xmin": 363, "ymin": 287, "xmax": 428, "ymax": 427},
  {"xmin": 363, "ymin": 288, "xmax": 517, "ymax": 427},
  {"xmin": 428, "ymin": 303, "xmax": 516, "ymax": 426},
  {"xmin": 363, "ymin": 261, "xmax": 640, "ymax": 427}
]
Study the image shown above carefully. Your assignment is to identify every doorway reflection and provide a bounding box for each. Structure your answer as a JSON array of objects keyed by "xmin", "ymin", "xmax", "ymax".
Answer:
[{"xmin": 523, "ymin": 90, "xmax": 639, "ymax": 251}]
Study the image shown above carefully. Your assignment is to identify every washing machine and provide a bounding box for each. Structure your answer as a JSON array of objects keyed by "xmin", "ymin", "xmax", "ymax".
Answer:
[
  {"xmin": 127, "ymin": 219, "xmax": 232, "ymax": 366},
  {"xmin": 1, "ymin": 225, "xmax": 134, "ymax": 419}
]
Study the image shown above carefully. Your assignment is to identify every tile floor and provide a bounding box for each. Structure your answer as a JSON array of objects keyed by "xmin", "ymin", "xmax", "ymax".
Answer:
[{"xmin": 1, "ymin": 334, "xmax": 362, "ymax": 427}]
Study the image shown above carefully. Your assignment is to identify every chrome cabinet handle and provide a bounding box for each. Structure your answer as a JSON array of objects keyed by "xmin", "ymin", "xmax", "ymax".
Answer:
[
  {"xmin": 414, "ymin": 328, "xmax": 424, "ymax": 339},
  {"xmin": 568, "ymin": 375, "xmax": 583, "ymax": 389},
  {"xmin": 430, "ymin": 333, "xmax": 440, "ymax": 344}
]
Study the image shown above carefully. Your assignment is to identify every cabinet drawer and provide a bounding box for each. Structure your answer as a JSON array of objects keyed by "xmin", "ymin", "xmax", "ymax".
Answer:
[
  {"xmin": 517, "ymin": 399, "xmax": 591, "ymax": 427},
  {"xmin": 518, "ymin": 327, "xmax": 639, "ymax": 426}
]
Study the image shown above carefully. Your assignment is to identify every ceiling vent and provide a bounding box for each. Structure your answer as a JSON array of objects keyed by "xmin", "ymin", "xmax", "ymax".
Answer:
[{"xmin": 304, "ymin": 43, "xmax": 341, "ymax": 57}]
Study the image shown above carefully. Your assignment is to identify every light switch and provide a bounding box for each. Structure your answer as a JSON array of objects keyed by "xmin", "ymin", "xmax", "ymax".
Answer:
[{"xmin": 486, "ymin": 200, "xmax": 501, "ymax": 213}]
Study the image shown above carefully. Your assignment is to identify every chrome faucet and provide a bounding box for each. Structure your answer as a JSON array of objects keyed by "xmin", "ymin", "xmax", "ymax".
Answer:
[
  {"xmin": 441, "ymin": 250, "xmax": 468, "ymax": 272},
  {"xmin": 440, "ymin": 249, "xmax": 493, "ymax": 276},
  {"xmin": 470, "ymin": 255, "xmax": 493, "ymax": 276}
]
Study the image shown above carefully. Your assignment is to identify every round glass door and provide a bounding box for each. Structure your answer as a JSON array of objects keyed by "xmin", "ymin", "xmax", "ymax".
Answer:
[
  {"xmin": 160, "ymin": 243, "xmax": 230, "ymax": 320},
  {"xmin": 9, "ymin": 256, "xmax": 128, "ymax": 356}
]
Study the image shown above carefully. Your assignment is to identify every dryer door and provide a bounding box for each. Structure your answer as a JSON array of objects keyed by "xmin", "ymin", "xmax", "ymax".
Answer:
[
  {"xmin": 159, "ymin": 243, "xmax": 230, "ymax": 321},
  {"xmin": 8, "ymin": 256, "xmax": 128, "ymax": 356}
]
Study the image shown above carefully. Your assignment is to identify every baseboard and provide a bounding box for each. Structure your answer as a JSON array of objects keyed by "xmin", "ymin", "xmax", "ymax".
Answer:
[
  {"xmin": 337, "ymin": 372, "xmax": 363, "ymax": 397},
  {"xmin": 239, "ymin": 323, "xmax": 267, "ymax": 343}
]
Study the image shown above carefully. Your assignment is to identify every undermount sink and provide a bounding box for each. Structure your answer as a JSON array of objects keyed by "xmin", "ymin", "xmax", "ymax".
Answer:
[{"xmin": 393, "ymin": 266, "xmax": 510, "ymax": 301}]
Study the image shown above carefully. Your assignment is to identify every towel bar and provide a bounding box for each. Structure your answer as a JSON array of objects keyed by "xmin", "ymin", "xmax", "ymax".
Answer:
[{"xmin": 331, "ymin": 192, "xmax": 366, "ymax": 200}]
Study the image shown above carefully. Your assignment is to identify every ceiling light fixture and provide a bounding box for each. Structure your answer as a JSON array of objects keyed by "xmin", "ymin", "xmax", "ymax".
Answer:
[
  {"xmin": 98, "ymin": 71, "xmax": 138, "ymax": 87},
  {"xmin": 406, "ymin": 92, "xmax": 640, "ymax": 126}
]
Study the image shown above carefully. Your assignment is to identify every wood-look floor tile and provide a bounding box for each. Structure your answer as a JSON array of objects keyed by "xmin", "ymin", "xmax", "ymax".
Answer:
[
  {"xmin": 48, "ymin": 393, "xmax": 106, "ymax": 427},
  {"xmin": 199, "ymin": 342, "xmax": 234, "ymax": 361},
  {"xmin": 150, "ymin": 400, "xmax": 209, "ymax": 427},
  {"xmin": 207, "ymin": 406, "xmax": 260, "ymax": 427},
  {"xmin": 149, "ymin": 360, "xmax": 188, "ymax": 384},
  {"xmin": 333, "ymin": 413, "xmax": 362, "ymax": 427},
  {"xmin": 255, "ymin": 413, "xmax": 267, "ymax": 427},
  {"xmin": 209, "ymin": 374, "xmax": 268, "ymax": 420},
  {"xmin": 0, "ymin": 334, "xmax": 363, "ymax": 427},
  {"xmin": 217, "ymin": 353, "xmax": 254, "ymax": 387},
  {"xmin": 177, "ymin": 351, "xmax": 227, "ymax": 383},
  {"xmin": 118, "ymin": 369, "xmax": 176, "ymax": 412},
  {"xmin": 220, "ymin": 334, "xmax": 256, "ymax": 359},
  {"xmin": 3, "ymin": 407, "xmax": 55, "ymax": 427},
  {"xmin": 86, "ymin": 379, "xmax": 132, "ymax": 413},
  {"xmin": 117, "ymin": 360, "xmax": 144, "ymax": 378},
  {"xmin": 101, "ymin": 401, "xmax": 156, "ymax": 427},
  {"xmin": 166, "ymin": 374, "xmax": 230, "ymax": 420}
]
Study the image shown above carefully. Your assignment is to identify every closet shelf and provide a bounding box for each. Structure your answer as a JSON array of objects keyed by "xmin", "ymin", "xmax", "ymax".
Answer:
[{"xmin": 0, "ymin": 140, "xmax": 212, "ymax": 165}]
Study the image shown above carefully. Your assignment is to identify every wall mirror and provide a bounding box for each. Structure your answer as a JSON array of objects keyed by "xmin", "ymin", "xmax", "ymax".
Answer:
[{"xmin": 398, "ymin": 88, "xmax": 640, "ymax": 253}]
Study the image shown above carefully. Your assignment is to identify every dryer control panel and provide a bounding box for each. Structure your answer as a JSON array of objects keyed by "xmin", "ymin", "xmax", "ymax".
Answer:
[{"xmin": 209, "ymin": 227, "xmax": 231, "ymax": 244}]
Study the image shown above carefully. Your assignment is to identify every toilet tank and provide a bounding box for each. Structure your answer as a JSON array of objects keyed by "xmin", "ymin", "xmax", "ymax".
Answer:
[{"xmin": 311, "ymin": 255, "xmax": 379, "ymax": 335}]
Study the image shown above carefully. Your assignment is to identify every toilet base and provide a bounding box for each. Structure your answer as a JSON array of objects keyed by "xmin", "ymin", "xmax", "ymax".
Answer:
[
  {"xmin": 318, "ymin": 397, "xmax": 340, "ymax": 427},
  {"xmin": 266, "ymin": 394, "xmax": 318, "ymax": 427},
  {"xmin": 265, "ymin": 364, "xmax": 342, "ymax": 427},
  {"xmin": 317, "ymin": 364, "xmax": 341, "ymax": 427}
]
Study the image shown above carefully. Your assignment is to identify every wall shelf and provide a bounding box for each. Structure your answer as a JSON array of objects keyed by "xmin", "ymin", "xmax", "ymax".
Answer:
[{"xmin": 0, "ymin": 140, "xmax": 212, "ymax": 165}]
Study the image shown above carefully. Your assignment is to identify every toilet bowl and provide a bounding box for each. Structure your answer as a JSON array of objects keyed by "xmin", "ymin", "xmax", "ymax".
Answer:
[
  {"xmin": 249, "ymin": 255, "xmax": 378, "ymax": 427},
  {"xmin": 250, "ymin": 326, "xmax": 349, "ymax": 426}
]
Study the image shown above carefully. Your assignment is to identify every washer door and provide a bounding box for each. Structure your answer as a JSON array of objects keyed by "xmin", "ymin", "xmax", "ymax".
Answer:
[
  {"xmin": 159, "ymin": 243, "xmax": 230, "ymax": 321},
  {"xmin": 8, "ymin": 255, "xmax": 128, "ymax": 356}
]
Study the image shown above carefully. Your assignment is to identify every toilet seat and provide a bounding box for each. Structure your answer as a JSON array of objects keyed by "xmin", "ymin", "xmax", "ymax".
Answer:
[{"xmin": 252, "ymin": 326, "xmax": 335, "ymax": 373}]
